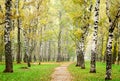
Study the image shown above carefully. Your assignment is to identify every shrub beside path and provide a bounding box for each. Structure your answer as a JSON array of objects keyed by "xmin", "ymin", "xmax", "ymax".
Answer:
[{"xmin": 51, "ymin": 62, "xmax": 73, "ymax": 81}]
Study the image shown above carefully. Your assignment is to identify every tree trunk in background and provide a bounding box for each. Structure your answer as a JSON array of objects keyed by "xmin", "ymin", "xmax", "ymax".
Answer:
[
  {"xmin": 81, "ymin": 36, "xmax": 85, "ymax": 69},
  {"xmin": 57, "ymin": 12, "xmax": 62, "ymax": 62},
  {"xmin": 43, "ymin": 26, "xmax": 47, "ymax": 62},
  {"xmin": 100, "ymin": 37, "xmax": 104, "ymax": 62},
  {"xmin": 90, "ymin": 0, "xmax": 100, "ymax": 73},
  {"xmin": 57, "ymin": 29, "xmax": 62, "ymax": 62},
  {"xmin": 17, "ymin": 18, "xmax": 21, "ymax": 63},
  {"xmin": 118, "ymin": 23, "xmax": 120, "ymax": 65},
  {"xmin": 66, "ymin": 33, "xmax": 70, "ymax": 61},
  {"xmin": 48, "ymin": 41, "xmax": 51, "ymax": 61},
  {"xmin": 44, "ymin": 42, "xmax": 47, "ymax": 62},
  {"xmin": 29, "ymin": 38, "xmax": 36, "ymax": 62},
  {"xmin": 61, "ymin": 38, "xmax": 64, "ymax": 61},
  {"xmin": 28, "ymin": 27, "xmax": 37, "ymax": 63},
  {"xmin": 16, "ymin": 0, "xmax": 21, "ymax": 64},
  {"xmin": 27, "ymin": 38, "xmax": 31, "ymax": 67},
  {"xmin": 4, "ymin": 0, "xmax": 13, "ymax": 72},
  {"xmin": 23, "ymin": 32, "xmax": 31, "ymax": 67},
  {"xmin": 39, "ymin": 27, "xmax": 42, "ymax": 64},
  {"xmin": 76, "ymin": 42, "xmax": 81, "ymax": 67},
  {"xmin": 23, "ymin": 53, "xmax": 27, "ymax": 63},
  {"xmin": 53, "ymin": 42, "xmax": 56, "ymax": 61},
  {"xmin": 28, "ymin": 28, "xmax": 32, "ymax": 62},
  {"xmin": 103, "ymin": 37, "xmax": 108, "ymax": 63},
  {"xmin": 112, "ymin": 38, "xmax": 117, "ymax": 64},
  {"xmin": 97, "ymin": 36, "xmax": 103, "ymax": 62},
  {"xmin": 80, "ymin": 0, "xmax": 93, "ymax": 68},
  {"xmin": 118, "ymin": 53, "xmax": 120, "ymax": 65},
  {"xmin": 33, "ymin": 55, "xmax": 36, "ymax": 62},
  {"xmin": 41, "ymin": 42, "xmax": 44, "ymax": 62},
  {"xmin": 0, "ymin": 54, "xmax": 2, "ymax": 62},
  {"xmin": 46, "ymin": 41, "xmax": 49, "ymax": 61},
  {"xmin": 29, "ymin": 54, "xmax": 32, "ymax": 62},
  {"xmin": 0, "ymin": 36, "xmax": 4, "ymax": 62},
  {"xmin": 23, "ymin": 28, "xmax": 27, "ymax": 63},
  {"xmin": 36, "ymin": 0, "xmax": 42, "ymax": 64},
  {"xmin": 11, "ymin": 20, "xmax": 15, "ymax": 62},
  {"xmin": 76, "ymin": 54, "xmax": 81, "ymax": 67}
]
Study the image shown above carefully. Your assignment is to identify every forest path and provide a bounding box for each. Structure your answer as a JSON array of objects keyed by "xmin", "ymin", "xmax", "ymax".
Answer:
[{"xmin": 51, "ymin": 62, "xmax": 73, "ymax": 81}]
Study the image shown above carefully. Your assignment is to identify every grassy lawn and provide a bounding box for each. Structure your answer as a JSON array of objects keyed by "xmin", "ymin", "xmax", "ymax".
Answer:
[
  {"xmin": 0, "ymin": 63, "xmax": 59, "ymax": 81},
  {"xmin": 68, "ymin": 62, "xmax": 120, "ymax": 81}
]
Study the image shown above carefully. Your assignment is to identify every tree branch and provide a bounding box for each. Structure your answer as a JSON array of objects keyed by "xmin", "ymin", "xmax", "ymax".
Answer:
[
  {"xmin": 106, "ymin": 0, "xmax": 112, "ymax": 22},
  {"xmin": 111, "ymin": 8, "xmax": 120, "ymax": 30},
  {"xmin": 0, "ymin": 21, "xmax": 6, "ymax": 25}
]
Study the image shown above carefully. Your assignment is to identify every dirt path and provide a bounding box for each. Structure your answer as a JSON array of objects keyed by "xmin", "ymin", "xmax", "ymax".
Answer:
[{"xmin": 51, "ymin": 62, "xmax": 72, "ymax": 81}]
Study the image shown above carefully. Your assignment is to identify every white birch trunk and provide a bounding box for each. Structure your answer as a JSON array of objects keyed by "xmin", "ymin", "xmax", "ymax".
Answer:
[
  {"xmin": 4, "ymin": 0, "xmax": 13, "ymax": 72},
  {"xmin": 90, "ymin": 0, "xmax": 100, "ymax": 73},
  {"xmin": 105, "ymin": 0, "xmax": 120, "ymax": 80}
]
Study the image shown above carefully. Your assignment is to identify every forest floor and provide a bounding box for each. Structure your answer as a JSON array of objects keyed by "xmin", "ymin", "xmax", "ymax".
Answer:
[
  {"xmin": 51, "ymin": 62, "xmax": 73, "ymax": 81},
  {"xmin": 68, "ymin": 62, "xmax": 120, "ymax": 81},
  {"xmin": 0, "ymin": 63, "xmax": 59, "ymax": 81}
]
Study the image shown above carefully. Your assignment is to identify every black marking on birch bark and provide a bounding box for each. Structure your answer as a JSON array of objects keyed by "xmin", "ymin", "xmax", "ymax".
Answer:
[
  {"xmin": 109, "ymin": 33, "xmax": 113, "ymax": 37},
  {"xmin": 95, "ymin": 12, "xmax": 99, "ymax": 16},
  {"xmin": 95, "ymin": 7, "xmax": 98, "ymax": 11},
  {"xmin": 94, "ymin": 21, "xmax": 99, "ymax": 25},
  {"xmin": 94, "ymin": 26, "xmax": 98, "ymax": 29}
]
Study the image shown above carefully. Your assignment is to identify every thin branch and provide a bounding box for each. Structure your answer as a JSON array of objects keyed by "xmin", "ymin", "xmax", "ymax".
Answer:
[
  {"xmin": 20, "ymin": 27, "xmax": 27, "ymax": 34},
  {"xmin": 0, "ymin": 21, "xmax": 6, "ymax": 25},
  {"xmin": 111, "ymin": 8, "xmax": 120, "ymax": 31},
  {"xmin": 69, "ymin": 33, "xmax": 81, "ymax": 50},
  {"xmin": 106, "ymin": 0, "xmax": 112, "ymax": 22},
  {"xmin": 36, "ymin": 0, "xmax": 43, "ymax": 10}
]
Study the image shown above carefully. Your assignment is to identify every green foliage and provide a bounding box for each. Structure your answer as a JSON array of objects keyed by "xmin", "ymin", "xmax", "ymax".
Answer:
[
  {"xmin": 68, "ymin": 45, "xmax": 76, "ymax": 57},
  {"xmin": 0, "ymin": 0, "xmax": 119, "ymax": 65},
  {"xmin": 73, "ymin": 29, "xmax": 83, "ymax": 40},
  {"xmin": 109, "ymin": 0, "xmax": 120, "ymax": 19}
]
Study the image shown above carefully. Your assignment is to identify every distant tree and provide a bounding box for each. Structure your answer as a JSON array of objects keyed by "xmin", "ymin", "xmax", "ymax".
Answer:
[
  {"xmin": 112, "ymin": 31, "xmax": 117, "ymax": 64},
  {"xmin": 57, "ymin": 11, "xmax": 62, "ymax": 62},
  {"xmin": 117, "ymin": 23, "xmax": 120, "ymax": 65},
  {"xmin": 23, "ymin": 31, "xmax": 31, "ymax": 67},
  {"xmin": 16, "ymin": 0, "xmax": 21, "ymax": 64}
]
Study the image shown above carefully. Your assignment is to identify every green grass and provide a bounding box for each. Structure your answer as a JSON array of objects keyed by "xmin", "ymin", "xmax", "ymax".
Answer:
[
  {"xmin": 68, "ymin": 62, "xmax": 120, "ymax": 81},
  {"xmin": 0, "ymin": 63, "xmax": 59, "ymax": 81}
]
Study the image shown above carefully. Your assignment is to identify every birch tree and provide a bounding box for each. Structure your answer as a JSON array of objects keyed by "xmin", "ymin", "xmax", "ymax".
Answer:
[
  {"xmin": 105, "ymin": 0, "xmax": 120, "ymax": 80},
  {"xmin": 90, "ymin": 0, "xmax": 100, "ymax": 73},
  {"xmin": 80, "ymin": 0, "xmax": 93, "ymax": 69},
  {"xmin": 4, "ymin": 0, "xmax": 13, "ymax": 72}
]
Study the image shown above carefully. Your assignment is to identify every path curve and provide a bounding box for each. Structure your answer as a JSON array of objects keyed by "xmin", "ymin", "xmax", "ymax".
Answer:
[{"xmin": 51, "ymin": 62, "xmax": 72, "ymax": 81}]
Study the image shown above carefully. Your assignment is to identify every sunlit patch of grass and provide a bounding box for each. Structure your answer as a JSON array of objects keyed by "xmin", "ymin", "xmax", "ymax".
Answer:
[
  {"xmin": 0, "ymin": 63, "xmax": 59, "ymax": 81},
  {"xmin": 68, "ymin": 62, "xmax": 120, "ymax": 81}
]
